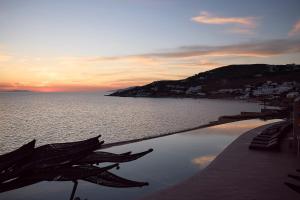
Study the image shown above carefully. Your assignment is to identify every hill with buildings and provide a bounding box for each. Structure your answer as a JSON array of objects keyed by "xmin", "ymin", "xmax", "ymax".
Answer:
[{"xmin": 109, "ymin": 64, "xmax": 300, "ymax": 103}]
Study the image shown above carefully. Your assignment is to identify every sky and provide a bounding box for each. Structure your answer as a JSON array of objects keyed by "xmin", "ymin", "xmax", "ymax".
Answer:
[{"xmin": 0, "ymin": 0, "xmax": 300, "ymax": 92}]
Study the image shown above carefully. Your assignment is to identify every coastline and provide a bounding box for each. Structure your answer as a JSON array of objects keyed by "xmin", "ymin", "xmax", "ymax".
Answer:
[{"xmin": 107, "ymin": 94, "xmax": 264, "ymax": 105}]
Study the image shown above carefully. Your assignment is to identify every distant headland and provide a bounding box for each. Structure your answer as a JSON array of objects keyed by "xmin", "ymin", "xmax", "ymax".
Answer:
[
  {"xmin": 108, "ymin": 64, "xmax": 300, "ymax": 105},
  {"xmin": 0, "ymin": 90, "xmax": 33, "ymax": 93}
]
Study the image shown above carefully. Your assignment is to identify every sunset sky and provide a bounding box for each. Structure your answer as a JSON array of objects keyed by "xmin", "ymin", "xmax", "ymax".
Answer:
[{"xmin": 0, "ymin": 0, "xmax": 300, "ymax": 92}]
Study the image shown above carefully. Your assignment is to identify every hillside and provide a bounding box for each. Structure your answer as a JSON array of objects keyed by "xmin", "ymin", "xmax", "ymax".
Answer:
[{"xmin": 109, "ymin": 64, "xmax": 300, "ymax": 101}]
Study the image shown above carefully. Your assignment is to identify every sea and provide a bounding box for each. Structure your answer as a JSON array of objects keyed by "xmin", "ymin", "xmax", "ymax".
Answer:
[{"xmin": 0, "ymin": 91, "xmax": 262, "ymax": 153}]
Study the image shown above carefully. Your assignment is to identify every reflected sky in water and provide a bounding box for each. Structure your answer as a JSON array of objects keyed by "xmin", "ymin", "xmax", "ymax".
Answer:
[
  {"xmin": 0, "ymin": 119, "xmax": 280, "ymax": 200},
  {"xmin": 192, "ymin": 155, "xmax": 216, "ymax": 168}
]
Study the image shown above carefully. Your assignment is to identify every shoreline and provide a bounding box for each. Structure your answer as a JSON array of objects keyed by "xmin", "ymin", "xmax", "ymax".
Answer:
[{"xmin": 107, "ymin": 94, "xmax": 263, "ymax": 104}]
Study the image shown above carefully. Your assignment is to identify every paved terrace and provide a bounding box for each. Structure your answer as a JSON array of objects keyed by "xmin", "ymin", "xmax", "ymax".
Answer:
[{"xmin": 141, "ymin": 123, "xmax": 300, "ymax": 200}]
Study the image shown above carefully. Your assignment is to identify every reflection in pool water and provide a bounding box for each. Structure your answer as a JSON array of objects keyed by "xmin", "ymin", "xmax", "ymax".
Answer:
[
  {"xmin": 192, "ymin": 155, "xmax": 216, "ymax": 168},
  {"xmin": 0, "ymin": 119, "xmax": 281, "ymax": 200}
]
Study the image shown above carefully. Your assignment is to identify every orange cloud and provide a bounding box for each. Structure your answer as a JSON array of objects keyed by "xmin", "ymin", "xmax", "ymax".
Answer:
[
  {"xmin": 191, "ymin": 11, "xmax": 257, "ymax": 35},
  {"xmin": 288, "ymin": 20, "xmax": 300, "ymax": 37},
  {"xmin": 192, "ymin": 11, "xmax": 255, "ymax": 26},
  {"xmin": 58, "ymin": 55, "xmax": 160, "ymax": 67},
  {"xmin": 1, "ymin": 38, "xmax": 299, "ymax": 92}
]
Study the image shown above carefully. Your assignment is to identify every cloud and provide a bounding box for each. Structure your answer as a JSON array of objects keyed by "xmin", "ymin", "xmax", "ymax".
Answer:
[
  {"xmin": 165, "ymin": 59, "xmax": 221, "ymax": 72},
  {"xmin": 192, "ymin": 11, "xmax": 255, "ymax": 26},
  {"xmin": 32, "ymin": 38, "xmax": 300, "ymax": 71},
  {"xmin": 146, "ymin": 39, "xmax": 300, "ymax": 58},
  {"xmin": 288, "ymin": 20, "xmax": 300, "ymax": 37},
  {"xmin": 1, "ymin": 38, "xmax": 300, "ymax": 92},
  {"xmin": 191, "ymin": 11, "xmax": 257, "ymax": 35},
  {"xmin": 192, "ymin": 155, "xmax": 216, "ymax": 168},
  {"xmin": 57, "ymin": 55, "xmax": 161, "ymax": 68}
]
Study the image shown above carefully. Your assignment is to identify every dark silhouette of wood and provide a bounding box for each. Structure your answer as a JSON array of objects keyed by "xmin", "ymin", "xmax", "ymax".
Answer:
[
  {"xmin": 78, "ymin": 148, "xmax": 153, "ymax": 164},
  {"xmin": 0, "ymin": 140, "xmax": 35, "ymax": 174},
  {"xmin": 285, "ymin": 182, "xmax": 300, "ymax": 194},
  {"xmin": 70, "ymin": 181, "xmax": 78, "ymax": 200},
  {"xmin": 0, "ymin": 135, "xmax": 152, "ymax": 199}
]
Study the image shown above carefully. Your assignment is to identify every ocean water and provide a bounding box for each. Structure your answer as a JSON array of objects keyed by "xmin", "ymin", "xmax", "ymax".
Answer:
[{"xmin": 0, "ymin": 92, "xmax": 262, "ymax": 153}]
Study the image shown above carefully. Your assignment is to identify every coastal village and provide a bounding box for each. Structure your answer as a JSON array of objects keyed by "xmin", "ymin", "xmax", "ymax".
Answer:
[
  {"xmin": 110, "ymin": 64, "xmax": 300, "ymax": 107},
  {"xmin": 110, "ymin": 64, "xmax": 300, "ymax": 128}
]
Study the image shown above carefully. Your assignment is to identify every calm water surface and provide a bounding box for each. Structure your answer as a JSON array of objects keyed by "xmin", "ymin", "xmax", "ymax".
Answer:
[
  {"xmin": 0, "ymin": 92, "xmax": 262, "ymax": 153},
  {"xmin": 0, "ymin": 119, "xmax": 279, "ymax": 200}
]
